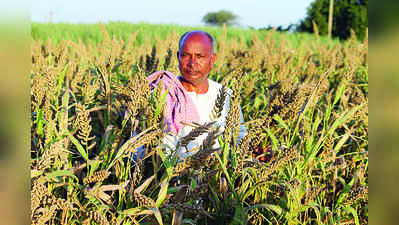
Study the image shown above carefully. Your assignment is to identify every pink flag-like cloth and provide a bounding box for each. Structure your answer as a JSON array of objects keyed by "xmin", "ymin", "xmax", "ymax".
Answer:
[{"xmin": 146, "ymin": 71, "xmax": 200, "ymax": 134}]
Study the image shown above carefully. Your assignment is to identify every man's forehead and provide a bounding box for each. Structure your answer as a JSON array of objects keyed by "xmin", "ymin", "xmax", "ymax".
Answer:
[{"xmin": 182, "ymin": 32, "xmax": 212, "ymax": 47}]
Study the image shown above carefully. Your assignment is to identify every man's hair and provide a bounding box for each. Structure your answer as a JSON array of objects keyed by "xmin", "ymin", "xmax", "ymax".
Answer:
[{"xmin": 178, "ymin": 30, "xmax": 215, "ymax": 54}]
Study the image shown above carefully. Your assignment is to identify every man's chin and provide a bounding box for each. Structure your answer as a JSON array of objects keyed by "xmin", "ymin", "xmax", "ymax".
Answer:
[
  {"xmin": 184, "ymin": 72, "xmax": 198, "ymax": 76},
  {"xmin": 182, "ymin": 73, "xmax": 198, "ymax": 81}
]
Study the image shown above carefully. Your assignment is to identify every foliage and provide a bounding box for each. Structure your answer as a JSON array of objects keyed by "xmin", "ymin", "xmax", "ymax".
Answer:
[
  {"xmin": 31, "ymin": 23, "xmax": 368, "ymax": 224},
  {"xmin": 258, "ymin": 24, "xmax": 295, "ymax": 32},
  {"xmin": 297, "ymin": 0, "xmax": 368, "ymax": 40},
  {"xmin": 31, "ymin": 22, "xmax": 343, "ymax": 48},
  {"xmin": 202, "ymin": 10, "xmax": 239, "ymax": 26}
]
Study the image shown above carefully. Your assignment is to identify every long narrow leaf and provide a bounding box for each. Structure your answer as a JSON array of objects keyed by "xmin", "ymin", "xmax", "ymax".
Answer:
[
  {"xmin": 149, "ymin": 207, "xmax": 163, "ymax": 225},
  {"xmin": 333, "ymin": 80, "xmax": 347, "ymax": 106},
  {"xmin": 156, "ymin": 177, "xmax": 169, "ymax": 208},
  {"xmin": 273, "ymin": 114, "xmax": 290, "ymax": 131},
  {"xmin": 68, "ymin": 132, "xmax": 89, "ymax": 161},
  {"xmin": 244, "ymin": 204, "xmax": 283, "ymax": 215},
  {"xmin": 342, "ymin": 206, "xmax": 360, "ymax": 225},
  {"xmin": 46, "ymin": 170, "xmax": 79, "ymax": 182}
]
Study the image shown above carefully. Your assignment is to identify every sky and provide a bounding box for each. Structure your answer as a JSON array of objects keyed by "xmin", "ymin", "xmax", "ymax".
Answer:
[{"xmin": 30, "ymin": 0, "xmax": 314, "ymax": 29}]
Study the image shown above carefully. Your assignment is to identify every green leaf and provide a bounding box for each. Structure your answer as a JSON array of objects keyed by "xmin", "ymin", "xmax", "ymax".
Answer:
[
  {"xmin": 59, "ymin": 88, "xmax": 70, "ymax": 133},
  {"xmin": 107, "ymin": 136, "xmax": 137, "ymax": 170},
  {"xmin": 56, "ymin": 64, "xmax": 68, "ymax": 97},
  {"xmin": 238, "ymin": 177, "xmax": 252, "ymax": 199},
  {"xmin": 232, "ymin": 205, "xmax": 245, "ymax": 225},
  {"xmin": 167, "ymin": 186, "xmax": 181, "ymax": 194},
  {"xmin": 121, "ymin": 207, "xmax": 143, "ymax": 217},
  {"xmin": 153, "ymin": 86, "xmax": 170, "ymax": 119},
  {"xmin": 107, "ymin": 126, "xmax": 156, "ymax": 170},
  {"xmin": 208, "ymin": 185, "xmax": 221, "ymax": 207},
  {"xmin": 327, "ymin": 105, "xmax": 362, "ymax": 137},
  {"xmin": 88, "ymin": 160, "xmax": 101, "ymax": 176},
  {"xmin": 264, "ymin": 128, "xmax": 279, "ymax": 151},
  {"xmin": 231, "ymin": 142, "xmax": 237, "ymax": 168},
  {"xmin": 273, "ymin": 114, "xmax": 290, "ymax": 131},
  {"xmin": 324, "ymin": 104, "xmax": 332, "ymax": 130},
  {"xmin": 31, "ymin": 170, "xmax": 43, "ymax": 179},
  {"xmin": 334, "ymin": 132, "xmax": 351, "ymax": 153},
  {"xmin": 135, "ymin": 175, "xmax": 155, "ymax": 193},
  {"xmin": 214, "ymin": 154, "xmax": 240, "ymax": 202},
  {"xmin": 37, "ymin": 108, "xmax": 44, "ymax": 138},
  {"xmin": 68, "ymin": 132, "xmax": 89, "ymax": 161},
  {"xmin": 182, "ymin": 219, "xmax": 196, "ymax": 225},
  {"xmin": 336, "ymin": 176, "xmax": 349, "ymax": 208},
  {"xmin": 245, "ymin": 204, "xmax": 283, "ymax": 215},
  {"xmin": 254, "ymin": 96, "xmax": 263, "ymax": 109},
  {"xmin": 156, "ymin": 177, "xmax": 169, "ymax": 208},
  {"xmin": 100, "ymin": 125, "xmax": 115, "ymax": 151},
  {"xmin": 46, "ymin": 170, "xmax": 78, "ymax": 182},
  {"xmin": 149, "ymin": 207, "xmax": 163, "ymax": 225},
  {"xmin": 309, "ymin": 104, "xmax": 363, "ymax": 165},
  {"xmin": 157, "ymin": 149, "xmax": 172, "ymax": 175},
  {"xmin": 342, "ymin": 206, "xmax": 360, "ymax": 225},
  {"xmin": 222, "ymin": 136, "xmax": 229, "ymax": 166},
  {"xmin": 333, "ymin": 80, "xmax": 346, "ymax": 106}
]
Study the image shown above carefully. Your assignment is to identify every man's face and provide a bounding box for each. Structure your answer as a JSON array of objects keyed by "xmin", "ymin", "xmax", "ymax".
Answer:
[{"xmin": 178, "ymin": 33, "xmax": 216, "ymax": 85}]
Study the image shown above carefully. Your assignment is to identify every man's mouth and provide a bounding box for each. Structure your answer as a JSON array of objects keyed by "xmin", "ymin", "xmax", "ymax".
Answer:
[{"xmin": 185, "ymin": 70, "xmax": 198, "ymax": 74}]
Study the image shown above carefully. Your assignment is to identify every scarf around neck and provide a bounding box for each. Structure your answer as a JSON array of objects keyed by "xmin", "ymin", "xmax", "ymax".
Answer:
[{"xmin": 146, "ymin": 71, "xmax": 200, "ymax": 134}]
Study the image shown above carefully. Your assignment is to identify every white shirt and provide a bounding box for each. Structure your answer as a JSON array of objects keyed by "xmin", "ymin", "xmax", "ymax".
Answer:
[{"xmin": 162, "ymin": 79, "xmax": 247, "ymax": 160}]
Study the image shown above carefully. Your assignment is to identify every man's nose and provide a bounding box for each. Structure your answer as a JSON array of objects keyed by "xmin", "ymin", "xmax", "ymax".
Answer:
[{"xmin": 188, "ymin": 57, "xmax": 198, "ymax": 67}]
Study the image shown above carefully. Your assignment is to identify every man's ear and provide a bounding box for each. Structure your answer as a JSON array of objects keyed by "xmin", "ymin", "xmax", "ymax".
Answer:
[{"xmin": 211, "ymin": 53, "xmax": 216, "ymax": 65}]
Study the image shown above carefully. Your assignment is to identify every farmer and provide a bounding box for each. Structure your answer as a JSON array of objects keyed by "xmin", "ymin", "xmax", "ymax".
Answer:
[{"xmin": 146, "ymin": 30, "xmax": 247, "ymax": 160}]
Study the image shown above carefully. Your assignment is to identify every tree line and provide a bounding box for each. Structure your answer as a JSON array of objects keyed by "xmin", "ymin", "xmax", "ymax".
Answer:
[{"xmin": 203, "ymin": 0, "xmax": 368, "ymax": 41}]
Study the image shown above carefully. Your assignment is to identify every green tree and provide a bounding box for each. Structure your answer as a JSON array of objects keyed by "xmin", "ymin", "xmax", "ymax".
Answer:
[
  {"xmin": 202, "ymin": 10, "xmax": 239, "ymax": 26},
  {"xmin": 297, "ymin": 0, "xmax": 368, "ymax": 40}
]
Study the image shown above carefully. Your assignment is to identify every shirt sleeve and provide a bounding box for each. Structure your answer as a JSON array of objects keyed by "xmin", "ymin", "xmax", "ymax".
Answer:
[{"xmin": 238, "ymin": 106, "xmax": 248, "ymax": 142}]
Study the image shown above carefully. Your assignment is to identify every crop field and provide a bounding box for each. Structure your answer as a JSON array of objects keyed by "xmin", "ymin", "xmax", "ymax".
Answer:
[{"xmin": 31, "ymin": 22, "xmax": 368, "ymax": 224}]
